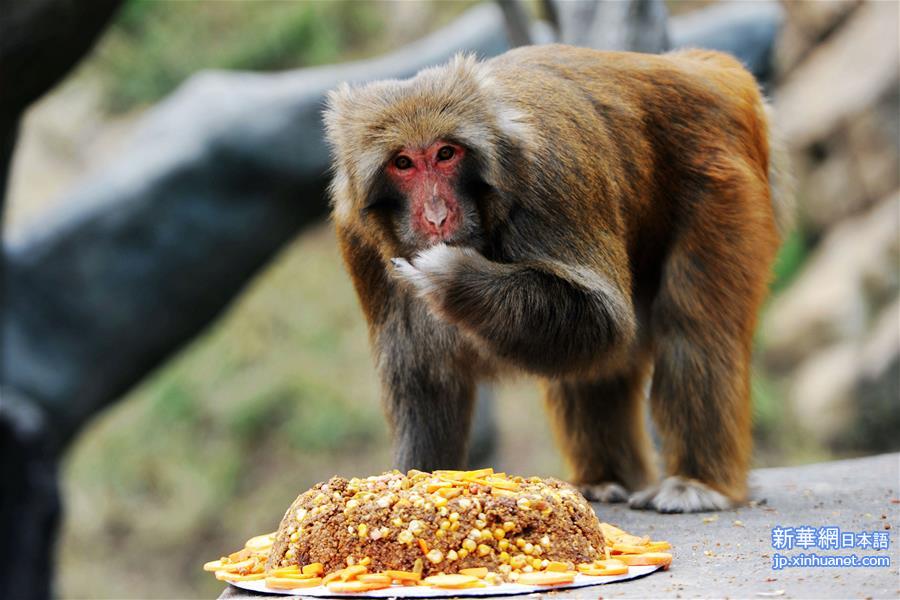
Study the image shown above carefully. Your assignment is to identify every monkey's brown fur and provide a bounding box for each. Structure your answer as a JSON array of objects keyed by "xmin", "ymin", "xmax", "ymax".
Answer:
[{"xmin": 325, "ymin": 45, "xmax": 788, "ymax": 513}]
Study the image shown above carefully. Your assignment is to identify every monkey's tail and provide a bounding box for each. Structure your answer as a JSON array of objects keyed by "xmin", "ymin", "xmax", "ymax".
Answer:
[{"xmin": 763, "ymin": 102, "xmax": 796, "ymax": 239}]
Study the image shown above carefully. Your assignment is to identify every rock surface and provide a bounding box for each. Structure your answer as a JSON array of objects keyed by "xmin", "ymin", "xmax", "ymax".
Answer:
[
  {"xmin": 764, "ymin": 192, "xmax": 899, "ymax": 372},
  {"xmin": 775, "ymin": 0, "xmax": 899, "ymax": 150},
  {"xmin": 763, "ymin": 192, "xmax": 899, "ymax": 450},
  {"xmin": 220, "ymin": 453, "xmax": 900, "ymax": 599}
]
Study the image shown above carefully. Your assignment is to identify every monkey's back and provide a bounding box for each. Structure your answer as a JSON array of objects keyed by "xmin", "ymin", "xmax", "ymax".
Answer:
[
  {"xmin": 487, "ymin": 45, "xmax": 775, "ymax": 250},
  {"xmin": 488, "ymin": 44, "xmax": 768, "ymax": 170}
]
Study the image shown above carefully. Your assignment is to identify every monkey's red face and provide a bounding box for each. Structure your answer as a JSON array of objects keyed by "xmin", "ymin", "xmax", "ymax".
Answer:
[{"xmin": 386, "ymin": 140, "xmax": 466, "ymax": 245}]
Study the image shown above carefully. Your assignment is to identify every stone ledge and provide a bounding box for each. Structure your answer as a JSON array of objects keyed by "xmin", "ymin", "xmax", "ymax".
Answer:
[{"xmin": 219, "ymin": 453, "xmax": 899, "ymax": 599}]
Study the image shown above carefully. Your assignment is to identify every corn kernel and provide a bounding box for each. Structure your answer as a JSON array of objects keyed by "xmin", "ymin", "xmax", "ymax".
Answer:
[
  {"xmin": 493, "ymin": 528, "xmax": 506, "ymax": 540},
  {"xmin": 359, "ymin": 556, "xmax": 372, "ymax": 566},
  {"xmin": 392, "ymin": 518, "xmax": 403, "ymax": 527},
  {"xmin": 510, "ymin": 555, "xmax": 527, "ymax": 569},
  {"xmin": 516, "ymin": 538, "xmax": 526, "ymax": 549},
  {"xmin": 463, "ymin": 539, "xmax": 477, "ymax": 552},
  {"xmin": 478, "ymin": 544, "xmax": 492, "ymax": 557},
  {"xmin": 533, "ymin": 545, "xmax": 543, "ymax": 556},
  {"xmin": 540, "ymin": 559, "xmax": 550, "ymax": 569},
  {"xmin": 499, "ymin": 564, "xmax": 512, "ymax": 576},
  {"xmin": 449, "ymin": 512, "xmax": 460, "ymax": 522},
  {"xmin": 438, "ymin": 506, "xmax": 449, "ymax": 516},
  {"xmin": 458, "ymin": 548, "xmax": 469, "ymax": 559},
  {"xmin": 447, "ymin": 550, "xmax": 459, "ymax": 562},
  {"xmin": 426, "ymin": 549, "xmax": 443, "ymax": 564},
  {"xmin": 480, "ymin": 529, "xmax": 493, "ymax": 541},
  {"xmin": 357, "ymin": 524, "xmax": 368, "ymax": 539},
  {"xmin": 398, "ymin": 531, "xmax": 414, "ymax": 544},
  {"xmin": 289, "ymin": 532, "xmax": 299, "ymax": 543},
  {"xmin": 475, "ymin": 519, "xmax": 487, "ymax": 529},
  {"xmin": 517, "ymin": 497, "xmax": 531, "ymax": 510},
  {"xmin": 346, "ymin": 499, "xmax": 359, "ymax": 510},
  {"xmin": 523, "ymin": 565, "xmax": 534, "ymax": 573},
  {"xmin": 434, "ymin": 496, "xmax": 448, "ymax": 508},
  {"xmin": 523, "ymin": 542, "xmax": 534, "ymax": 555},
  {"xmin": 498, "ymin": 539, "xmax": 510, "ymax": 551},
  {"xmin": 541, "ymin": 535, "xmax": 551, "ymax": 547},
  {"xmin": 499, "ymin": 551, "xmax": 511, "ymax": 563},
  {"xmin": 435, "ymin": 529, "xmax": 445, "ymax": 538},
  {"xmin": 531, "ymin": 557, "xmax": 543, "ymax": 569},
  {"xmin": 440, "ymin": 520, "xmax": 451, "ymax": 530},
  {"xmin": 450, "ymin": 522, "xmax": 460, "ymax": 532},
  {"xmin": 503, "ymin": 521, "xmax": 515, "ymax": 532}
]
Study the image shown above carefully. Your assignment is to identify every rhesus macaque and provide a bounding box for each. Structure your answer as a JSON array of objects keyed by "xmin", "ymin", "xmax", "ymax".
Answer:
[{"xmin": 324, "ymin": 45, "xmax": 791, "ymax": 513}]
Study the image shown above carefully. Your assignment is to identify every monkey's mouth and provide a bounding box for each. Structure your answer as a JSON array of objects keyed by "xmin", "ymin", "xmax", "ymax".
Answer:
[
  {"xmin": 424, "ymin": 230, "xmax": 457, "ymax": 245},
  {"xmin": 420, "ymin": 226, "xmax": 484, "ymax": 254}
]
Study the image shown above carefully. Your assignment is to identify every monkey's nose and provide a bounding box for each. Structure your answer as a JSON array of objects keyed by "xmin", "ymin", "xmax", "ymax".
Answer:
[{"xmin": 424, "ymin": 197, "xmax": 448, "ymax": 228}]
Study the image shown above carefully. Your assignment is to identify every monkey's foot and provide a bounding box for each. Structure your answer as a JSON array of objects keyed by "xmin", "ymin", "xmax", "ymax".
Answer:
[
  {"xmin": 578, "ymin": 482, "xmax": 629, "ymax": 503},
  {"xmin": 629, "ymin": 476, "xmax": 734, "ymax": 513}
]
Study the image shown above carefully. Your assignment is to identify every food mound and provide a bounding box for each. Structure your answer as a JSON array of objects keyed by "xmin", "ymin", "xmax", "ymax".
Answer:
[
  {"xmin": 268, "ymin": 468, "xmax": 603, "ymax": 578},
  {"xmin": 204, "ymin": 468, "xmax": 673, "ymax": 592}
]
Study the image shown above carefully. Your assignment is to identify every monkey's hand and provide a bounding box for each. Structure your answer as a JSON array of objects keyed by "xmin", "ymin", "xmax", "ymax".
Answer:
[
  {"xmin": 391, "ymin": 243, "xmax": 635, "ymax": 377},
  {"xmin": 390, "ymin": 243, "xmax": 475, "ymax": 306}
]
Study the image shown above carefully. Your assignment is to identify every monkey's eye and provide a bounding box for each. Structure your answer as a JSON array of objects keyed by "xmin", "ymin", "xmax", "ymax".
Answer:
[
  {"xmin": 394, "ymin": 155, "xmax": 413, "ymax": 170},
  {"xmin": 436, "ymin": 145, "xmax": 455, "ymax": 161}
]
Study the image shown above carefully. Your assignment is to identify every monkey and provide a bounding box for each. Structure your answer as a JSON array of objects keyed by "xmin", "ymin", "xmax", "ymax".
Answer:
[{"xmin": 323, "ymin": 44, "xmax": 791, "ymax": 513}]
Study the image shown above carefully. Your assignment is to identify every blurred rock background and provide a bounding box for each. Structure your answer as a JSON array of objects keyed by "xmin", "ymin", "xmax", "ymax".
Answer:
[
  {"xmin": 762, "ymin": 0, "xmax": 899, "ymax": 456},
  {"xmin": 2, "ymin": 1, "xmax": 897, "ymax": 598}
]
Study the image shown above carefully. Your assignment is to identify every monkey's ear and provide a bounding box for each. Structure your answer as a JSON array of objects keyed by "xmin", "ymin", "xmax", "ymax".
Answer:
[
  {"xmin": 323, "ymin": 82, "xmax": 355, "ymax": 148},
  {"xmin": 447, "ymin": 52, "xmax": 482, "ymax": 79}
]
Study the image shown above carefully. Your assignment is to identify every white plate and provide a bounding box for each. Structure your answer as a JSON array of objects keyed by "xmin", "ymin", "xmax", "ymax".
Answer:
[{"xmin": 229, "ymin": 565, "xmax": 662, "ymax": 597}]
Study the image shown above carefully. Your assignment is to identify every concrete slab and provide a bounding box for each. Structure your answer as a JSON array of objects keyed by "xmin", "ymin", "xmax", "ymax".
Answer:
[{"xmin": 219, "ymin": 453, "xmax": 900, "ymax": 599}]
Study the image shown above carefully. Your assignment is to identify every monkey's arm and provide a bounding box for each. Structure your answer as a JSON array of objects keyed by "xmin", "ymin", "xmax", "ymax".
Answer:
[{"xmin": 393, "ymin": 244, "xmax": 635, "ymax": 377}]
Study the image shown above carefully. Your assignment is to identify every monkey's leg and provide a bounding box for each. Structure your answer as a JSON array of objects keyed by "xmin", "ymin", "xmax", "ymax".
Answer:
[
  {"xmin": 336, "ymin": 228, "xmax": 478, "ymax": 472},
  {"xmin": 545, "ymin": 355, "xmax": 657, "ymax": 503},
  {"xmin": 629, "ymin": 323, "xmax": 749, "ymax": 512},
  {"xmin": 378, "ymin": 303, "xmax": 477, "ymax": 473},
  {"xmin": 631, "ymin": 204, "xmax": 776, "ymax": 513}
]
